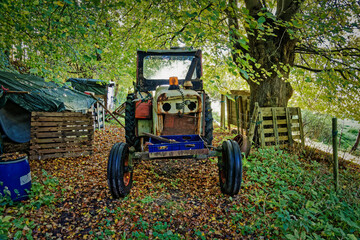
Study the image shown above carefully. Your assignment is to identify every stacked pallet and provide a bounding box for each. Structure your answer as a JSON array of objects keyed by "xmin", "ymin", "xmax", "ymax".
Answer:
[
  {"xmin": 256, "ymin": 107, "xmax": 304, "ymax": 148},
  {"xmin": 30, "ymin": 112, "xmax": 94, "ymax": 160}
]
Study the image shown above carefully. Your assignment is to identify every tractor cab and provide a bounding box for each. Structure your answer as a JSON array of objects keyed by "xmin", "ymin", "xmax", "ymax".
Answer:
[{"xmin": 128, "ymin": 49, "xmax": 213, "ymax": 150}]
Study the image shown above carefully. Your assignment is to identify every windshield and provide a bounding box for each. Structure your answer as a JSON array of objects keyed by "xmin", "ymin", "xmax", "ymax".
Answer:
[{"xmin": 143, "ymin": 55, "xmax": 196, "ymax": 80}]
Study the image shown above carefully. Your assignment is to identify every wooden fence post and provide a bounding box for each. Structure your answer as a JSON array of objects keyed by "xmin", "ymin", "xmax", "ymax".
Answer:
[
  {"xmin": 235, "ymin": 96, "xmax": 240, "ymax": 134},
  {"xmin": 332, "ymin": 118, "xmax": 339, "ymax": 192},
  {"xmin": 220, "ymin": 95, "xmax": 225, "ymax": 129}
]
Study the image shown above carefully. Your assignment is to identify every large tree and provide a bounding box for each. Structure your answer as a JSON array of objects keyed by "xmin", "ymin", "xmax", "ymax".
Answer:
[{"xmin": 1, "ymin": 0, "xmax": 359, "ymax": 120}]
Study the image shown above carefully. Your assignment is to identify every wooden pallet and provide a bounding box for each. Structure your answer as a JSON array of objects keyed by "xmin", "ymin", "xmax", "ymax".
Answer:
[
  {"xmin": 30, "ymin": 112, "xmax": 94, "ymax": 160},
  {"xmin": 255, "ymin": 106, "xmax": 305, "ymax": 148}
]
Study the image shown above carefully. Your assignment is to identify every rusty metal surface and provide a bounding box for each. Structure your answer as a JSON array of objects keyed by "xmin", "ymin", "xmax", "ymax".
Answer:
[
  {"xmin": 149, "ymin": 148, "xmax": 209, "ymax": 158},
  {"xmin": 162, "ymin": 114, "xmax": 198, "ymax": 135},
  {"xmin": 153, "ymin": 86, "xmax": 203, "ymax": 136},
  {"xmin": 133, "ymin": 149, "xmax": 220, "ymax": 160}
]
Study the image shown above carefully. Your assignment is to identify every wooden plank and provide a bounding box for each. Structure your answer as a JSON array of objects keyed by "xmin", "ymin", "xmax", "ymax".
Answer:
[
  {"xmin": 235, "ymin": 96, "xmax": 240, "ymax": 134},
  {"xmin": 289, "ymin": 108, "xmax": 298, "ymax": 115},
  {"xmin": 31, "ymin": 136, "xmax": 91, "ymax": 144},
  {"xmin": 32, "ymin": 131, "xmax": 92, "ymax": 138},
  {"xmin": 31, "ymin": 126, "xmax": 94, "ymax": 132},
  {"xmin": 297, "ymin": 107, "xmax": 305, "ymax": 148},
  {"xmin": 262, "ymin": 120, "xmax": 273, "ymax": 125},
  {"xmin": 32, "ymin": 129, "xmax": 93, "ymax": 135},
  {"xmin": 248, "ymin": 102, "xmax": 259, "ymax": 142},
  {"xmin": 263, "ymin": 127, "xmax": 288, "ymax": 134},
  {"xmin": 263, "ymin": 119, "xmax": 292, "ymax": 125},
  {"xmin": 226, "ymin": 97, "xmax": 231, "ymax": 130},
  {"xmin": 32, "ymin": 112, "xmax": 91, "ymax": 117},
  {"xmin": 239, "ymin": 96, "xmax": 244, "ymax": 133},
  {"xmin": 278, "ymin": 127, "xmax": 288, "ymax": 133},
  {"xmin": 259, "ymin": 107, "xmax": 286, "ymax": 116},
  {"xmin": 30, "ymin": 151, "xmax": 92, "ymax": 160},
  {"xmin": 30, "ymin": 146, "xmax": 93, "ymax": 154},
  {"xmin": 264, "ymin": 128, "xmax": 275, "ymax": 134},
  {"xmin": 291, "ymin": 119, "xmax": 299, "ymax": 124},
  {"xmin": 286, "ymin": 108, "xmax": 293, "ymax": 146},
  {"xmin": 272, "ymin": 108, "xmax": 279, "ymax": 145},
  {"xmin": 220, "ymin": 95, "xmax": 225, "ymax": 128},
  {"xmin": 293, "ymin": 135, "xmax": 301, "ymax": 140},
  {"xmin": 258, "ymin": 109, "xmax": 265, "ymax": 148},
  {"xmin": 31, "ymin": 116, "xmax": 91, "ymax": 122},
  {"xmin": 31, "ymin": 120, "xmax": 92, "ymax": 127},
  {"xmin": 291, "ymin": 127, "xmax": 300, "ymax": 132},
  {"xmin": 30, "ymin": 141, "xmax": 92, "ymax": 149},
  {"xmin": 264, "ymin": 135, "xmax": 289, "ymax": 142}
]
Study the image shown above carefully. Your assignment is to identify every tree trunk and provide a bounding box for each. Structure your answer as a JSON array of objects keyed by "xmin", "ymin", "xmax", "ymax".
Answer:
[
  {"xmin": 350, "ymin": 130, "xmax": 360, "ymax": 153},
  {"xmin": 249, "ymin": 76, "xmax": 293, "ymax": 110},
  {"xmin": 228, "ymin": 0, "xmax": 300, "ymax": 114},
  {"xmin": 246, "ymin": 26, "xmax": 296, "ymax": 112}
]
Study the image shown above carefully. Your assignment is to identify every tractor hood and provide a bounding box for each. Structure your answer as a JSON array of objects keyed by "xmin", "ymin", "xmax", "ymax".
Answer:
[{"xmin": 153, "ymin": 86, "xmax": 202, "ymax": 115}]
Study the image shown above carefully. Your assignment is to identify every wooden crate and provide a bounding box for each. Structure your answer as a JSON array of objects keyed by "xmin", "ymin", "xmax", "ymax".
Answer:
[
  {"xmin": 257, "ymin": 107, "xmax": 304, "ymax": 148},
  {"xmin": 30, "ymin": 112, "xmax": 94, "ymax": 160}
]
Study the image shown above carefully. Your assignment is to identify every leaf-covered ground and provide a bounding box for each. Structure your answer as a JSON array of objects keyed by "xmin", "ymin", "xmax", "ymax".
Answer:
[{"xmin": 1, "ymin": 126, "xmax": 360, "ymax": 239}]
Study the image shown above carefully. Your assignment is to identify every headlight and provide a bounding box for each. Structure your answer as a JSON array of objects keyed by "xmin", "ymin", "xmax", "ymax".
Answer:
[{"xmin": 162, "ymin": 103, "xmax": 171, "ymax": 112}]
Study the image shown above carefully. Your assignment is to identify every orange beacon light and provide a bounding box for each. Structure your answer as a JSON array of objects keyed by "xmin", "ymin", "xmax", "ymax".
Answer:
[
  {"xmin": 169, "ymin": 76, "xmax": 179, "ymax": 90},
  {"xmin": 169, "ymin": 76, "xmax": 179, "ymax": 86}
]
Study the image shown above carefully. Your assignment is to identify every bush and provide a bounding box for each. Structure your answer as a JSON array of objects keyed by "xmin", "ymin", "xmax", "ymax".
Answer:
[{"xmin": 237, "ymin": 147, "xmax": 360, "ymax": 239}]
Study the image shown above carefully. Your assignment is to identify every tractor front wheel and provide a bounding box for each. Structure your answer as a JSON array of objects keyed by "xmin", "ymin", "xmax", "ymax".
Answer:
[
  {"xmin": 107, "ymin": 142, "xmax": 133, "ymax": 198},
  {"xmin": 218, "ymin": 140, "xmax": 243, "ymax": 195}
]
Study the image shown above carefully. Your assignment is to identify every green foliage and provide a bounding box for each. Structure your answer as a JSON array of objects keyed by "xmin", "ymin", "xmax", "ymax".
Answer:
[
  {"xmin": 0, "ymin": 170, "xmax": 59, "ymax": 239},
  {"xmin": 132, "ymin": 220, "xmax": 180, "ymax": 240},
  {"xmin": 0, "ymin": 0, "xmax": 359, "ymax": 120},
  {"xmin": 238, "ymin": 147, "xmax": 360, "ymax": 238},
  {"xmin": 302, "ymin": 110, "xmax": 360, "ymax": 156},
  {"xmin": 302, "ymin": 109, "xmax": 333, "ymax": 143}
]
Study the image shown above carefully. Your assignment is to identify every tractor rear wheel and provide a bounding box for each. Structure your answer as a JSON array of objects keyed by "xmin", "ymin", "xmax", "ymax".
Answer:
[
  {"xmin": 204, "ymin": 94, "xmax": 213, "ymax": 146},
  {"xmin": 218, "ymin": 140, "xmax": 243, "ymax": 195},
  {"xmin": 125, "ymin": 93, "xmax": 140, "ymax": 150},
  {"xmin": 107, "ymin": 142, "xmax": 133, "ymax": 198}
]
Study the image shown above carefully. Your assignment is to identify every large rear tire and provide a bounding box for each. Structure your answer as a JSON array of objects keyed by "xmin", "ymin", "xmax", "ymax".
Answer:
[
  {"xmin": 107, "ymin": 142, "xmax": 133, "ymax": 198},
  {"xmin": 125, "ymin": 94, "xmax": 140, "ymax": 150},
  {"xmin": 218, "ymin": 140, "xmax": 243, "ymax": 195}
]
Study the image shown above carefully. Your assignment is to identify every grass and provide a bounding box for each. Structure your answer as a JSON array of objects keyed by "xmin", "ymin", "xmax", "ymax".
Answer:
[
  {"xmin": 302, "ymin": 110, "xmax": 360, "ymax": 156},
  {"xmin": 242, "ymin": 147, "xmax": 360, "ymax": 239}
]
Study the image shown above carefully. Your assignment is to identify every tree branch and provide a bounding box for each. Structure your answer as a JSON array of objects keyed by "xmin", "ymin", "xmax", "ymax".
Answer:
[
  {"xmin": 295, "ymin": 46, "xmax": 360, "ymax": 57},
  {"xmin": 293, "ymin": 64, "xmax": 354, "ymax": 80},
  {"xmin": 277, "ymin": 0, "xmax": 306, "ymax": 21}
]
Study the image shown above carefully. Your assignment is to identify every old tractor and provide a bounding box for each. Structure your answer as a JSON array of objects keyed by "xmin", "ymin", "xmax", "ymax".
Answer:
[{"xmin": 107, "ymin": 48, "xmax": 243, "ymax": 198}]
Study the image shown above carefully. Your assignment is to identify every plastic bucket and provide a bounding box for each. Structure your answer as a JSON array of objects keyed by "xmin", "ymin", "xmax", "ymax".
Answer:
[{"xmin": 0, "ymin": 155, "xmax": 31, "ymax": 201}]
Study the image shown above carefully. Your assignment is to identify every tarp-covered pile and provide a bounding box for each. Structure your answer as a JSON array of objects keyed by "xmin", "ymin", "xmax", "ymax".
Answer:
[
  {"xmin": 0, "ymin": 71, "xmax": 96, "ymax": 112},
  {"xmin": 67, "ymin": 78, "xmax": 107, "ymax": 96},
  {"xmin": 0, "ymin": 71, "xmax": 96, "ymax": 144}
]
